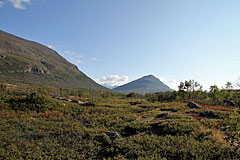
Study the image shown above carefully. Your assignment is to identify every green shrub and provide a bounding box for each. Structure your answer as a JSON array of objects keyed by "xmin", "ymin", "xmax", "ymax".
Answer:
[
  {"xmin": 150, "ymin": 120, "xmax": 201, "ymax": 136},
  {"xmin": 121, "ymin": 121, "xmax": 151, "ymax": 137}
]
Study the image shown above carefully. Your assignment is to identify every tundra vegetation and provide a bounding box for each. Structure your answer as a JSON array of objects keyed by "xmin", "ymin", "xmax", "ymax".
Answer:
[{"xmin": 0, "ymin": 80, "xmax": 240, "ymax": 159}]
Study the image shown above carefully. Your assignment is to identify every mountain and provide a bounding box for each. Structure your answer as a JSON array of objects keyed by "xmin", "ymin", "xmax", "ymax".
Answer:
[
  {"xmin": 113, "ymin": 75, "xmax": 173, "ymax": 94},
  {"xmin": 0, "ymin": 30, "xmax": 106, "ymax": 90},
  {"xmin": 101, "ymin": 84, "xmax": 118, "ymax": 89}
]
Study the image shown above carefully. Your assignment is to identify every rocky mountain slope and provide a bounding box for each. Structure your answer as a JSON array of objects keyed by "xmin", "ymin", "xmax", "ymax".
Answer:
[{"xmin": 0, "ymin": 30, "xmax": 106, "ymax": 90}]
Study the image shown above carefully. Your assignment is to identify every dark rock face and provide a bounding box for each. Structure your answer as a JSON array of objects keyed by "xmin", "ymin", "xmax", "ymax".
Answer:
[
  {"xmin": 223, "ymin": 100, "xmax": 236, "ymax": 106},
  {"xmin": 187, "ymin": 101, "xmax": 202, "ymax": 109},
  {"xmin": 30, "ymin": 66, "xmax": 45, "ymax": 74},
  {"xmin": 199, "ymin": 111, "xmax": 214, "ymax": 117},
  {"xmin": 155, "ymin": 112, "xmax": 169, "ymax": 118}
]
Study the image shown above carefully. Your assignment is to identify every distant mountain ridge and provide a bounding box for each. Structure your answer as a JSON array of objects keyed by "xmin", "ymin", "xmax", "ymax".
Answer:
[
  {"xmin": 113, "ymin": 75, "xmax": 173, "ymax": 94},
  {"xmin": 0, "ymin": 30, "xmax": 106, "ymax": 90}
]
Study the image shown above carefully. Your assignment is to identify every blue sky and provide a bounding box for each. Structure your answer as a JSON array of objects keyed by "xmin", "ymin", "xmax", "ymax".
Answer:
[{"xmin": 1, "ymin": 0, "xmax": 240, "ymax": 90}]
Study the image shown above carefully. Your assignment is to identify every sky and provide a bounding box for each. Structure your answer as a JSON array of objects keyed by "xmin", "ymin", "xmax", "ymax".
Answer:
[{"xmin": 1, "ymin": 0, "xmax": 240, "ymax": 90}]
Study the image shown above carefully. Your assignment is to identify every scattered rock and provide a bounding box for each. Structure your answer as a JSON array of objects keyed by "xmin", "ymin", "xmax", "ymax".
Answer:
[
  {"xmin": 130, "ymin": 101, "xmax": 143, "ymax": 105},
  {"xmin": 67, "ymin": 99, "xmax": 72, "ymax": 102},
  {"xmin": 30, "ymin": 66, "xmax": 45, "ymax": 74},
  {"xmin": 155, "ymin": 112, "xmax": 169, "ymax": 118},
  {"xmin": 223, "ymin": 100, "xmax": 236, "ymax": 107},
  {"xmin": 56, "ymin": 97, "xmax": 86, "ymax": 105},
  {"xmin": 57, "ymin": 97, "xmax": 67, "ymax": 101},
  {"xmin": 105, "ymin": 132, "xmax": 120, "ymax": 140},
  {"xmin": 172, "ymin": 109, "xmax": 178, "ymax": 112},
  {"xmin": 71, "ymin": 100, "xmax": 86, "ymax": 105},
  {"xmin": 199, "ymin": 110, "xmax": 214, "ymax": 117},
  {"xmin": 187, "ymin": 101, "xmax": 202, "ymax": 109}
]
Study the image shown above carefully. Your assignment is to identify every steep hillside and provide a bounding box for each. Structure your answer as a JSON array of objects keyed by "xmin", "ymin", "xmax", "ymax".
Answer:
[
  {"xmin": 114, "ymin": 75, "xmax": 173, "ymax": 94},
  {"xmin": 0, "ymin": 30, "xmax": 106, "ymax": 90}
]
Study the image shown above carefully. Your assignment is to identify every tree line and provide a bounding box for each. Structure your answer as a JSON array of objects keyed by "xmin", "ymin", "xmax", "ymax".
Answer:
[{"xmin": 145, "ymin": 80, "xmax": 240, "ymax": 106}]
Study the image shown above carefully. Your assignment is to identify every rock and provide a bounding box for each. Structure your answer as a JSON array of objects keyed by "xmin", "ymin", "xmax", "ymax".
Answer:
[
  {"xmin": 129, "ymin": 101, "xmax": 142, "ymax": 105},
  {"xmin": 160, "ymin": 108, "xmax": 178, "ymax": 112},
  {"xmin": 155, "ymin": 112, "xmax": 169, "ymax": 118},
  {"xmin": 105, "ymin": 132, "xmax": 120, "ymax": 140},
  {"xmin": 223, "ymin": 100, "xmax": 236, "ymax": 107},
  {"xmin": 187, "ymin": 101, "xmax": 202, "ymax": 109},
  {"xmin": 71, "ymin": 100, "xmax": 86, "ymax": 105},
  {"xmin": 199, "ymin": 110, "xmax": 214, "ymax": 117}
]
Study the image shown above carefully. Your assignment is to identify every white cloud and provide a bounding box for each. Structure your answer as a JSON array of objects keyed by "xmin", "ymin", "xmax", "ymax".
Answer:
[
  {"xmin": 8, "ymin": 0, "xmax": 31, "ymax": 9},
  {"xmin": 63, "ymin": 51, "xmax": 70, "ymax": 54},
  {"xmin": 90, "ymin": 57, "xmax": 98, "ymax": 61},
  {"xmin": 47, "ymin": 45, "xmax": 56, "ymax": 49},
  {"xmin": 166, "ymin": 79, "xmax": 178, "ymax": 91},
  {"xmin": 63, "ymin": 50, "xmax": 75, "ymax": 55},
  {"xmin": 61, "ymin": 50, "xmax": 84, "ymax": 65},
  {"xmin": 74, "ymin": 60, "xmax": 82, "ymax": 64},
  {"xmin": 158, "ymin": 77, "xmax": 178, "ymax": 90},
  {"xmin": 95, "ymin": 75, "xmax": 140, "ymax": 88},
  {"xmin": 0, "ymin": 1, "xmax": 4, "ymax": 7},
  {"xmin": 69, "ymin": 57, "xmax": 82, "ymax": 65},
  {"xmin": 62, "ymin": 50, "xmax": 77, "ymax": 58},
  {"xmin": 76, "ymin": 55, "xmax": 84, "ymax": 58}
]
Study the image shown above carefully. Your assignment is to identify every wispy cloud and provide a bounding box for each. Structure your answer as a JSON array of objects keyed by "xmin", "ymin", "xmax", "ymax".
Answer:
[
  {"xmin": 76, "ymin": 55, "xmax": 84, "ymax": 58},
  {"xmin": 47, "ymin": 45, "xmax": 57, "ymax": 49},
  {"xmin": 158, "ymin": 77, "xmax": 178, "ymax": 90},
  {"xmin": 0, "ymin": 1, "xmax": 4, "ymax": 7},
  {"xmin": 75, "ymin": 60, "xmax": 82, "ymax": 64},
  {"xmin": 8, "ymin": 0, "xmax": 31, "ymax": 9},
  {"xmin": 90, "ymin": 57, "xmax": 98, "ymax": 61},
  {"xmin": 69, "ymin": 57, "xmax": 82, "ymax": 64},
  {"xmin": 95, "ymin": 75, "xmax": 140, "ymax": 88},
  {"xmin": 61, "ymin": 50, "xmax": 84, "ymax": 65},
  {"xmin": 63, "ymin": 50, "xmax": 76, "ymax": 55}
]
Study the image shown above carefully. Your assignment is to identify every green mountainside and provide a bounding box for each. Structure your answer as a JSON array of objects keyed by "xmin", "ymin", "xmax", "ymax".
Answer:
[
  {"xmin": 114, "ymin": 75, "xmax": 173, "ymax": 94},
  {"xmin": 0, "ymin": 30, "xmax": 106, "ymax": 90}
]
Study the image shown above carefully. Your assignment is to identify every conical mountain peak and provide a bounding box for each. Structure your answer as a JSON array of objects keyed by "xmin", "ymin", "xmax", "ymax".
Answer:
[{"xmin": 114, "ymin": 75, "xmax": 173, "ymax": 94}]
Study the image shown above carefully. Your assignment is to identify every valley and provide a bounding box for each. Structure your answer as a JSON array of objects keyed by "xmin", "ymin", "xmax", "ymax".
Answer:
[
  {"xmin": 0, "ymin": 84, "xmax": 239, "ymax": 159},
  {"xmin": 0, "ymin": 30, "xmax": 239, "ymax": 159}
]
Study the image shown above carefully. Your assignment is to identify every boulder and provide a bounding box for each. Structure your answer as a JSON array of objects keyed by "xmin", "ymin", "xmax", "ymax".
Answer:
[
  {"xmin": 105, "ymin": 132, "xmax": 120, "ymax": 140},
  {"xmin": 223, "ymin": 100, "xmax": 236, "ymax": 107},
  {"xmin": 155, "ymin": 112, "xmax": 169, "ymax": 118},
  {"xmin": 187, "ymin": 101, "xmax": 202, "ymax": 109},
  {"xmin": 71, "ymin": 100, "xmax": 86, "ymax": 105},
  {"xmin": 129, "ymin": 101, "xmax": 142, "ymax": 105},
  {"xmin": 199, "ymin": 110, "xmax": 214, "ymax": 117}
]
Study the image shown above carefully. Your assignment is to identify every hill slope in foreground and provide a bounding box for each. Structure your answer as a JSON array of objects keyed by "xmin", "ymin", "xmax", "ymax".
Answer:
[
  {"xmin": 0, "ymin": 86, "xmax": 239, "ymax": 159},
  {"xmin": 114, "ymin": 74, "xmax": 173, "ymax": 94},
  {"xmin": 0, "ymin": 30, "xmax": 106, "ymax": 90}
]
